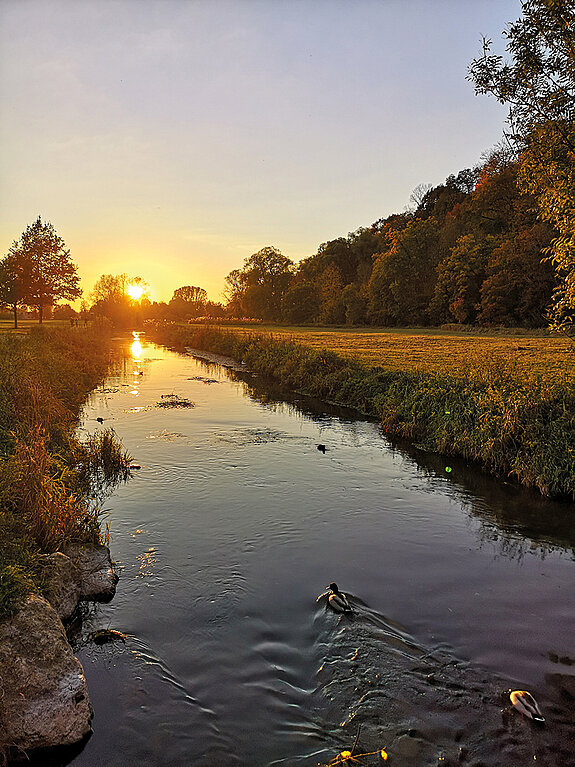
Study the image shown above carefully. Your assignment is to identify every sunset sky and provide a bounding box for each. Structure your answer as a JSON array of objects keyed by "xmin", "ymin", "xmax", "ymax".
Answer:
[{"xmin": 0, "ymin": 0, "xmax": 521, "ymax": 304}]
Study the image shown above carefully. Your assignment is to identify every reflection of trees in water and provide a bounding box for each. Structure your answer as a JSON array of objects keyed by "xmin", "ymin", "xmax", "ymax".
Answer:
[
  {"xmin": 228, "ymin": 367, "xmax": 369, "ymax": 425},
  {"xmin": 401, "ymin": 444, "xmax": 575, "ymax": 562},
  {"xmin": 195, "ymin": 355, "xmax": 575, "ymax": 563}
]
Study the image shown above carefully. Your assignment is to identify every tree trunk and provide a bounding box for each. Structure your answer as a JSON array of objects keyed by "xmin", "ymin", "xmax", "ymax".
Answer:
[
  {"xmin": 12, "ymin": 303, "xmax": 17, "ymax": 329},
  {"xmin": 38, "ymin": 303, "xmax": 43, "ymax": 324}
]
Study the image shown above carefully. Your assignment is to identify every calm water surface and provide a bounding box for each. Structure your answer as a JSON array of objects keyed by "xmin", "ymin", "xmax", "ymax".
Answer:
[{"xmin": 64, "ymin": 334, "xmax": 574, "ymax": 766}]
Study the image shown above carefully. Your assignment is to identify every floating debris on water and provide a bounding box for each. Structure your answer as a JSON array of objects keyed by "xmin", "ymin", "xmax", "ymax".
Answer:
[
  {"xmin": 146, "ymin": 430, "xmax": 187, "ymax": 442},
  {"xmin": 187, "ymin": 375, "xmax": 220, "ymax": 384},
  {"xmin": 156, "ymin": 394, "xmax": 195, "ymax": 409}
]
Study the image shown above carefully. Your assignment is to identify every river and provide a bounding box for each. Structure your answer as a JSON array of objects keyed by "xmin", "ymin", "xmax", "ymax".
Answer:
[{"xmin": 54, "ymin": 333, "xmax": 575, "ymax": 766}]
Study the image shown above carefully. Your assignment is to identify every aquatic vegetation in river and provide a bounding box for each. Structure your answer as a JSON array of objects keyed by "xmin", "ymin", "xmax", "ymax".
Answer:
[
  {"xmin": 88, "ymin": 628, "xmax": 127, "ymax": 645},
  {"xmin": 155, "ymin": 394, "xmax": 195, "ymax": 408}
]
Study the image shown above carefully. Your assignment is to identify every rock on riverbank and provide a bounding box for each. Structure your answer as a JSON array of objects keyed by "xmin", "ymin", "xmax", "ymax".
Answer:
[{"xmin": 0, "ymin": 544, "xmax": 118, "ymax": 761}]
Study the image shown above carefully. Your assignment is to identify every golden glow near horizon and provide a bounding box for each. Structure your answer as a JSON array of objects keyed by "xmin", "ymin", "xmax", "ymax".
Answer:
[
  {"xmin": 0, "ymin": 2, "xmax": 517, "ymax": 305},
  {"xmin": 127, "ymin": 283, "xmax": 145, "ymax": 302}
]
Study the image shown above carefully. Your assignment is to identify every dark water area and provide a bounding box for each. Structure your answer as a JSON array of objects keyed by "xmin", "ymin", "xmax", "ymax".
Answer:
[{"xmin": 60, "ymin": 333, "xmax": 574, "ymax": 766}]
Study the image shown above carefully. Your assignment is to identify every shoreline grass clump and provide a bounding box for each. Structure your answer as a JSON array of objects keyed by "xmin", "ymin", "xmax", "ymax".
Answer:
[
  {"xmin": 146, "ymin": 322, "xmax": 575, "ymax": 499},
  {"xmin": 0, "ymin": 326, "xmax": 132, "ymax": 618}
]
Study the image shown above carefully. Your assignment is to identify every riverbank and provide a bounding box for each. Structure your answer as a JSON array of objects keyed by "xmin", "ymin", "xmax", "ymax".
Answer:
[
  {"xmin": 0, "ymin": 326, "xmax": 131, "ymax": 761},
  {"xmin": 146, "ymin": 322, "xmax": 575, "ymax": 499}
]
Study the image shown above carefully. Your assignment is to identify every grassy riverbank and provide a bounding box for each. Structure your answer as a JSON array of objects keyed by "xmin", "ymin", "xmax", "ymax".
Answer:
[
  {"xmin": 147, "ymin": 322, "xmax": 575, "ymax": 499},
  {"xmin": 0, "ymin": 326, "xmax": 130, "ymax": 618},
  {"xmin": 201, "ymin": 322, "xmax": 574, "ymax": 379}
]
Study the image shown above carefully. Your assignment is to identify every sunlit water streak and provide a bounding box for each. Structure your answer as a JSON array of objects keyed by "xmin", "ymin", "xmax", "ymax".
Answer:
[{"xmin": 49, "ymin": 335, "xmax": 575, "ymax": 767}]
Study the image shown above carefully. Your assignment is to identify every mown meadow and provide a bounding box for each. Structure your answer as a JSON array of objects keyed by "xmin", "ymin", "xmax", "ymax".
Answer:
[
  {"xmin": 208, "ymin": 323, "xmax": 574, "ymax": 379},
  {"xmin": 0, "ymin": 325, "xmax": 131, "ymax": 618},
  {"xmin": 148, "ymin": 322, "xmax": 575, "ymax": 500}
]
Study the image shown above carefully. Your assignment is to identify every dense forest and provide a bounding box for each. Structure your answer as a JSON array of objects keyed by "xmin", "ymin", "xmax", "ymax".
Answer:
[{"xmin": 224, "ymin": 148, "xmax": 556, "ymax": 328}]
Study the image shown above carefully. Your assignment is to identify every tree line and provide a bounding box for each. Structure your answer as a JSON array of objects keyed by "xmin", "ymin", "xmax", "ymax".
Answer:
[
  {"xmin": 224, "ymin": 150, "xmax": 556, "ymax": 327},
  {"xmin": 226, "ymin": 0, "xmax": 575, "ymax": 329},
  {"xmin": 0, "ymin": 149, "xmax": 561, "ymax": 330}
]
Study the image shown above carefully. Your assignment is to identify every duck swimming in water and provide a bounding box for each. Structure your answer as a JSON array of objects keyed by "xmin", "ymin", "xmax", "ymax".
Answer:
[
  {"xmin": 326, "ymin": 582, "xmax": 352, "ymax": 614},
  {"xmin": 510, "ymin": 690, "xmax": 545, "ymax": 723}
]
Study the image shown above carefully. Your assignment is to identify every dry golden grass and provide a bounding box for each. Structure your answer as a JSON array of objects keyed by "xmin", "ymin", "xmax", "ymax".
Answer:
[
  {"xmin": 220, "ymin": 324, "xmax": 575, "ymax": 382},
  {"xmin": 0, "ymin": 319, "xmax": 70, "ymax": 334}
]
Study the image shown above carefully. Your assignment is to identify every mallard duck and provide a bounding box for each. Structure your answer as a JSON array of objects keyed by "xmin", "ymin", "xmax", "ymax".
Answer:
[
  {"xmin": 510, "ymin": 690, "xmax": 545, "ymax": 723},
  {"xmin": 327, "ymin": 582, "xmax": 352, "ymax": 613}
]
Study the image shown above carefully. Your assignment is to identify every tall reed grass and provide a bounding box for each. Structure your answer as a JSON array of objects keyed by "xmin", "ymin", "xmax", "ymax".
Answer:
[
  {"xmin": 147, "ymin": 322, "xmax": 575, "ymax": 499},
  {"xmin": 0, "ymin": 325, "xmax": 131, "ymax": 618}
]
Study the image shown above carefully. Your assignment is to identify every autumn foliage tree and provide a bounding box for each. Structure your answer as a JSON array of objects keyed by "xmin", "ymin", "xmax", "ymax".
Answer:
[
  {"xmin": 4, "ymin": 217, "xmax": 81, "ymax": 323},
  {"xmin": 469, "ymin": 0, "xmax": 575, "ymax": 329}
]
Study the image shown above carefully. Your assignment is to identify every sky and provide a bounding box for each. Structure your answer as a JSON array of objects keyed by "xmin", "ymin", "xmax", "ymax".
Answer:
[{"xmin": 0, "ymin": 0, "xmax": 522, "ymax": 304}]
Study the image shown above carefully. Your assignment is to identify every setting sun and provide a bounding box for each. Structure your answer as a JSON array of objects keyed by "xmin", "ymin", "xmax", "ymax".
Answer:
[{"xmin": 126, "ymin": 283, "xmax": 145, "ymax": 301}]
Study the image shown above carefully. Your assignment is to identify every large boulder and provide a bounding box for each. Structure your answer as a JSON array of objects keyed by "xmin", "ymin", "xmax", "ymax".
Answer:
[
  {"xmin": 0, "ymin": 595, "xmax": 92, "ymax": 754},
  {"xmin": 62, "ymin": 543, "xmax": 119, "ymax": 602},
  {"xmin": 37, "ymin": 552, "xmax": 81, "ymax": 622}
]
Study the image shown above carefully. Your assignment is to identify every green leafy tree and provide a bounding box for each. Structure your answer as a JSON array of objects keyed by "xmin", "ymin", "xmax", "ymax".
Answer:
[
  {"xmin": 225, "ymin": 247, "xmax": 294, "ymax": 321},
  {"xmin": 368, "ymin": 218, "xmax": 440, "ymax": 325},
  {"xmin": 91, "ymin": 273, "xmax": 126, "ymax": 304},
  {"xmin": 281, "ymin": 282, "xmax": 319, "ymax": 323},
  {"xmin": 341, "ymin": 283, "xmax": 369, "ymax": 325},
  {"xmin": 169, "ymin": 285, "xmax": 208, "ymax": 319},
  {"xmin": 469, "ymin": 0, "xmax": 575, "ymax": 329},
  {"xmin": 318, "ymin": 265, "xmax": 346, "ymax": 324},
  {"xmin": 53, "ymin": 304, "xmax": 78, "ymax": 320},
  {"xmin": 90, "ymin": 274, "xmax": 131, "ymax": 326},
  {"xmin": 223, "ymin": 269, "xmax": 246, "ymax": 316},
  {"xmin": 7, "ymin": 217, "xmax": 81, "ymax": 323},
  {"xmin": 431, "ymin": 234, "xmax": 493, "ymax": 324}
]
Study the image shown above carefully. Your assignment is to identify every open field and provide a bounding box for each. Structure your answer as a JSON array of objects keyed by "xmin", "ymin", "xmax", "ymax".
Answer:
[
  {"xmin": 0, "ymin": 319, "xmax": 72, "ymax": 334},
  {"xmin": 208, "ymin": 324, "xmax": 575, "ymax": 382}
]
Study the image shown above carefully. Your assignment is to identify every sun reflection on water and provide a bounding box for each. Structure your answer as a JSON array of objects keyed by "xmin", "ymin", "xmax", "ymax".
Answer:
[{"xmin": 131, "ymin": 333, "xmax": 143, "ymax": 360}]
